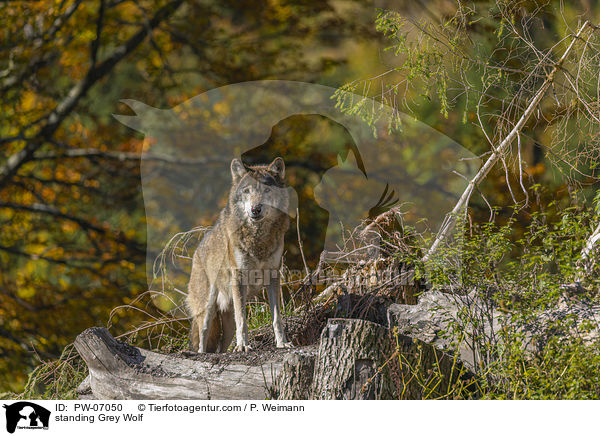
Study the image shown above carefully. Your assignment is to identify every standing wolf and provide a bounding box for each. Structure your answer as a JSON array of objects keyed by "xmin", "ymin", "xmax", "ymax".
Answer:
[{"xmin": 186, "ymin": 157, "xmax": 293, "ymax": 352}]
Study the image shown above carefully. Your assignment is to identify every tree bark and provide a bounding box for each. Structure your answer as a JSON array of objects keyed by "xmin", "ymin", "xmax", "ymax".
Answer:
[
  {"xmin": 272, "ymin": 350, "xmax": 316, "ymax": 400},
  {"xmin": 308, "ymin": 317, "xmax": 477, "ymax": 400},
  {"xmin": 310, "ymin": 318, "xmax": 396, "ymax": 399}
]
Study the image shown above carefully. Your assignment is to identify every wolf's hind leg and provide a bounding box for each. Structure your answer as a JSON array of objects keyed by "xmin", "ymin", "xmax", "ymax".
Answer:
[
  {"xmin": 190, "ymin": 317, "xmax": 200, "ymax": 352},
  {"xmin": 220, "ymin": 308, "xmax": 235, "ymax": 352},
  {"xmin": 191, "ymin": 311, "xmax": 208, "ymax": 352},
  {"xmin": 198, "ymin": 284, "xmax": 219, "ymax": 352}
]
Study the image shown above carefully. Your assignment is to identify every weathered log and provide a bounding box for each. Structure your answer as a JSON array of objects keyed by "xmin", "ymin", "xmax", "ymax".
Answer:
[{"xmin": 74, "ymin": 327, "xmax": 317, "ymax": 400}]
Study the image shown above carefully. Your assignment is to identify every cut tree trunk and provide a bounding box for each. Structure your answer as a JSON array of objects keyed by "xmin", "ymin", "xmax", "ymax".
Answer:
[
  {"xmin": 310, "ymin": 318, "xmax": 395, "ymax": 399},
  {"xmin": 304, "ymin": 317, "xmax": 476, "ymax": 400},
  {"xmin": 74, "ymin": 327, "xmax": 317, "ymax": 400},
  {"xmin": 271, "ymin": 351, "xmax": 316, "ymax": 400}
]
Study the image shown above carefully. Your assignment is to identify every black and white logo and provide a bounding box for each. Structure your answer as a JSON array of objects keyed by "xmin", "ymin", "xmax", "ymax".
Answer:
[{"xmin": 2, "ymin": 402, "xmax": 50, "ymax": 434}]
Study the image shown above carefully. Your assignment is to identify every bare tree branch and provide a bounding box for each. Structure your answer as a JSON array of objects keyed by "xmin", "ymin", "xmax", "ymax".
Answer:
[
  {"xmin": 31, "ymin": 148, "xmax": 229, "ymax": 166},
  {"xmin": 0, "ymin": 201, "xmax": 145, "ymax": 253},
  {"xmin": 90, "ymin": 0, "xmax": 107, "ymax": 67},
  {"xmin": 0, "ymin": 0, "xmax": 83, "ymax": 90},
  {"xmin": 0, "ymin": 0, "xmax": 184, "ymax": 190}
]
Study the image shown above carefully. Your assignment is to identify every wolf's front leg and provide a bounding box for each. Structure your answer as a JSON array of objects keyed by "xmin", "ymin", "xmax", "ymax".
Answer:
[
  {"xmin": 267, "ymin": 273, "xmax": 293, "ymax": 348},
  {"xmin": 232, "ymin": 273, "xmax": 252, "ymax": 352}
]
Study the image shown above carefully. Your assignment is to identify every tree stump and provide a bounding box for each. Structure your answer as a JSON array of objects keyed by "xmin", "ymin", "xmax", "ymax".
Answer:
[
  {"xmin": 293, "ymin": 317, "xmax": 477, "ymax": 400},
  {"xmin": 272, "ymin": 350, "xmax": 316, "ymax": 400},
  {"xmin": 310, "ymin": 318, "xmax": 396, "ymax": 400}
]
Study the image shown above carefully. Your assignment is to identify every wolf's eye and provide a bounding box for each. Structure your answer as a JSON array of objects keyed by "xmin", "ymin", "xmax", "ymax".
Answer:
[
  {"xmin": 242, "ymin": 187, "xmax": 250, "ymax": 194},
  {"xmin": 264, "ymin": 188, "xmax": 271, "ymax": 193}
]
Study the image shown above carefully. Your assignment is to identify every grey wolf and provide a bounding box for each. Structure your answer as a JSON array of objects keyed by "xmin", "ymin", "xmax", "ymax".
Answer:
[{"xmin": 186, "ymin": 157, "xmax": 293, "ymax": 352}]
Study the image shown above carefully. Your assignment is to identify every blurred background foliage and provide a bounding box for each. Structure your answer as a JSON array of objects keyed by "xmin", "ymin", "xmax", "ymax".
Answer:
[
  {"xmin": 1, "ymin": 0, "xmax": 599, "ymax": 394},
  {"xmin": 0, "ymin": 0, "xmax": 384, "ymax": 392}
]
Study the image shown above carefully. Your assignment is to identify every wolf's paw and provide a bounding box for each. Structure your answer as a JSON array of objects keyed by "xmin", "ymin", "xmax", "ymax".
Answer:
[
  {"xmin": 276, "ymin": 341, "xmax": 294, "ymax": 349},
  {"xmin": 234, "ymin": 344, "xmax": 253, "ymax": 352}
]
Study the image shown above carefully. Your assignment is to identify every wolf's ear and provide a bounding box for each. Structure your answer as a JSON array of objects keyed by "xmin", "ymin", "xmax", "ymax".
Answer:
[
  {"xmin": 268, "ymin": 157, "xmax": 285, "ymax": 179},
  {"xmin": 230, "ymin": 158, "xmax": 246, "ymax": 181}
]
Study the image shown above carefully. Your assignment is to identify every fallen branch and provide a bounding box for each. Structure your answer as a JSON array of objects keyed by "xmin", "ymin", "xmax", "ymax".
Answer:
[{"xmin": 424, "ymin": 21, "xmax": 594, "ymax": 262}]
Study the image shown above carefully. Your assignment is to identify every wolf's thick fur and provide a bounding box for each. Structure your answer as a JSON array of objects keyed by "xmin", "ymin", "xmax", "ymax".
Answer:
[{"xmin": 186, "ymin": 157, "xmax": 292, "ymax": 352}]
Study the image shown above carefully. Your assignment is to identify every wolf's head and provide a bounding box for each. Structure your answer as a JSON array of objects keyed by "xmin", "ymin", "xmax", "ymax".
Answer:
[{"xmin": 229, "ymin": 157, "xmax": 289, "ymax": 223}]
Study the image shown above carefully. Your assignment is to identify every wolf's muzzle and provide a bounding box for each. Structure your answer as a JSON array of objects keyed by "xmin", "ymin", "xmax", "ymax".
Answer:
[{"xmin": 250, "ymin": 204, "xmax": 263, "ymax": 220}]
